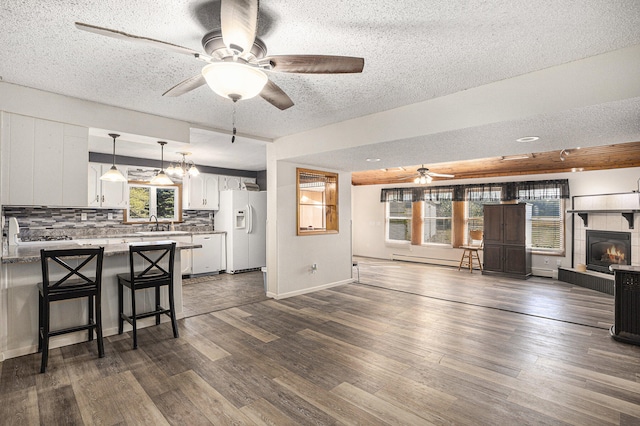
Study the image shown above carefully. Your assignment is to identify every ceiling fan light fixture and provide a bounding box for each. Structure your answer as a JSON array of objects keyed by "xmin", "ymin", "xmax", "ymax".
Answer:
[{"xmin": 201, "ymin": 62, "xmax": 268, "ymax": 101}]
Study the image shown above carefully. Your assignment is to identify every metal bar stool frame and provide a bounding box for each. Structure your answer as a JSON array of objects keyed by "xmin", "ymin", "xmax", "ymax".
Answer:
[
  {"xmin": 117, "ymin": 242, "xmax": 179, "ymax": 349},
  {"xmin": 38, "ymin": 247, "xmax": 105, "ymax": 373}
]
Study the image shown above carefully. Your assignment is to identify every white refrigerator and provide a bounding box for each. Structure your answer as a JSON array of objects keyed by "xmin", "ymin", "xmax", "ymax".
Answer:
[{"xmin": 215, "ymin": 190, "xmax": 267, "ymax": 273}]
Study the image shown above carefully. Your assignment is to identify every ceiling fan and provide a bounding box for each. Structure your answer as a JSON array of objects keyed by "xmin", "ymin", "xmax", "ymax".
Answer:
[
  {"xmin": 75, "ymin": 0, "xmax": 365, "ymax": 110},
  {"xmin": 406, "ymin": 165, "xmax": 455, "ymax": 184}
]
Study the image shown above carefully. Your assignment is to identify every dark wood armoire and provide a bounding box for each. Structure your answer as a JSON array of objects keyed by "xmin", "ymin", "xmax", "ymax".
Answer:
[{"xmin": 482, "ymin": 203, "xmax": 532, "ymax": 279}]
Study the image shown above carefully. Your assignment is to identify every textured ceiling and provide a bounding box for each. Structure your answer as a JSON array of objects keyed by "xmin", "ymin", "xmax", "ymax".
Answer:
[{"xmin": 1, "ymin": 1, "xmax": 640, "ymax": 172}]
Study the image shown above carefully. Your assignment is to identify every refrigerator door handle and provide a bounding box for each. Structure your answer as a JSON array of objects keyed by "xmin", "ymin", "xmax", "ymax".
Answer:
[{"xmin": 246, "ymin": 204, "xmax": 253, "ymax": 234}]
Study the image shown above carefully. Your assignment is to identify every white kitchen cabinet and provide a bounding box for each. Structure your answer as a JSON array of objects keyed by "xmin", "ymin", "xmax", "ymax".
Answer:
[
  {"xmin": 183, "ymin": 173, "xmax": 219, "ymax": 210},
  {"xmin": 192, "ymin": 233, "xmax": 224, "ymax": 274},
  {"xmin": 88, "ymin": 162, "xmax": 129, "ymax": 208},
  {"xmin": 1, "ymin": 113, "xmax": 88, "ymax": 206}
]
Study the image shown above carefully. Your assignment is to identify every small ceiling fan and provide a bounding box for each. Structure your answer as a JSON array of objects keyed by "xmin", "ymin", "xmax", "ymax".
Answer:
[
  {"xmin": 75, "ymin": 0, "xmax": 364, "ymax": 110},
  {"xmin": 410, "ymin": 165, "xmax": 455, "ymax": 184}
]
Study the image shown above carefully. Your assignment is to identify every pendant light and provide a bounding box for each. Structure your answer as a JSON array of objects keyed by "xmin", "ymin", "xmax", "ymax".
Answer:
[
  {"xmin": 100, "ymin": 133, "xmax": 127, "ymax": 182},
  {"xmin": 150, "ymin": 141, "xmax": 174, "ymax": 185}
]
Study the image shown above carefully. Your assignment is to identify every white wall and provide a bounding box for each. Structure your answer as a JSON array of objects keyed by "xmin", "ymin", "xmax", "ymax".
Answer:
[
  {"xmin": 271, "ymin": 161, "xmax": 352, "ymax": 298},
  {"xmin": 352, "ymin": 167, "xmax": 640, "ymax": 277},
  {"xmin": 0, "ymin": 82, "xmax": 190, "ymax": 144}
]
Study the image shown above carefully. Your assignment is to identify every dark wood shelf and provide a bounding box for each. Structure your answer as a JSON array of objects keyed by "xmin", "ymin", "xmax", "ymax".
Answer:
[{"xmin": 566, "ymin": 209, "xmax": 640, "ymax": 229}]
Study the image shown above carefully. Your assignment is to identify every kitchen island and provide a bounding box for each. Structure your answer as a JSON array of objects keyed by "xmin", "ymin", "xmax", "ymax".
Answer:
[{"xmin": 0, "ymin": 240, "xmax": 201, "ymax": 361}]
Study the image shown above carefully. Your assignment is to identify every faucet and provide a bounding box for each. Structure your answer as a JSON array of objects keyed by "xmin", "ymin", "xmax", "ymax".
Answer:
[{"xmin": 149, "ymin": 215, "xmax": 159, "ymax": 231}]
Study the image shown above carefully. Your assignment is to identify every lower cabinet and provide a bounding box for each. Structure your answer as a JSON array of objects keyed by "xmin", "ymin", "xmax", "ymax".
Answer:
[
  {"xmin": 483, "ymin": 244, "xmax": 531, "ymax": 276},
  {"xmin": 192, "ymin": 234, "xmax": 225, "ymax": 275},
  {"xmin": 138, "ymin": 235, "xmax": 192, "ymax": 276}
]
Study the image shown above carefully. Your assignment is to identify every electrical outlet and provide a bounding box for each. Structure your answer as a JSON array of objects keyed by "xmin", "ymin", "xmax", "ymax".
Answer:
[
  {"xmin": 544, "ymin": 257, "xmax": 549, "ymax": 265},
  {"xmin": 81, "ymin": 213, "xmax": 87, "ymax": 221},
  {"xmin": 311, "ymin": 263, "xmax": 318, "ymax": 273},
  {"xmin": 108, "ymin": 212, "xmax": 113, "ymax": 220},
  {"xmin": 556, "ymin": 259, "xmax": 562, "ymax": 266}
]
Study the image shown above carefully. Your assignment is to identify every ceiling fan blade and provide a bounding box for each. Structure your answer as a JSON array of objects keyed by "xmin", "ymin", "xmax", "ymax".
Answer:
[
  {"xmin": 162, "ymin": 74, "xmax": 207, "ymax": 97},
  {"xmin": 264, "ymin": 55, "xmax": 365, "ymax": 74},
  {"xmin": 260, "ymin": 79, "xmax": 294, "ymax": 110},
  {"xmin": 428, "ymin": 172, "xmax": 455, "ymax": 178},
  {"xmin": 220, "ymin": 0, "xmax": 258, "ymax": 54},
  {"xmin": 75, "ymin": 22, "xmax": 206, "ymax": 59}
]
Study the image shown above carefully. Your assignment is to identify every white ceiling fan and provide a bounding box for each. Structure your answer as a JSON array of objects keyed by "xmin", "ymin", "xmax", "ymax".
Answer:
[
  {"xmin": 412, "ymin": 165, "xmax": 455, "ymax": 184},
  {"xmin": 75, "ymin": 0, "xmax": 365, "ymax": 110}
]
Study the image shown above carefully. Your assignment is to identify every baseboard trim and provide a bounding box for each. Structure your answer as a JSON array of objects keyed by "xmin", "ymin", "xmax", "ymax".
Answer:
[
  {"xmin": 273, "ymin": 279, "xmax": 353, "ymax": 300},
  {"xmin": 391, "ymin": 253, "xmax": 460, "ymax": 268}
]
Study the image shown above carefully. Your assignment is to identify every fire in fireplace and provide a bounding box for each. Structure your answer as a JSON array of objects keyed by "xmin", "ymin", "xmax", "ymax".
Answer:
[{"xmin": 586, "ymin": 230, "xmax": 631, "ymax": 274}]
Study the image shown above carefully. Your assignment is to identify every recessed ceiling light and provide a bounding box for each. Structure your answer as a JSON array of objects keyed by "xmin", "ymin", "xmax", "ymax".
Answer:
[
  {"xmin": 516, "ymin": 136, "xmax": 540, "ymax": 143},
  {"xmin": 366, "ymin": 158, "xmax": 381, "ymax": 162}
]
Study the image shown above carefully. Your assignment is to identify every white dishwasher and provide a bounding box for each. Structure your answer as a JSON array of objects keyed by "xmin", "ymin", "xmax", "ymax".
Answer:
[
  {"xmin": 192, "ymin": 234, "xmax": 222, "ymax": 275},
  {"xmin": 140, "ymin": 235, "xmax": 192, "ymax": 276}
]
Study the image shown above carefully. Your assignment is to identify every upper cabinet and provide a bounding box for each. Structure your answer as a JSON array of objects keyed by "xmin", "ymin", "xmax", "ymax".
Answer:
[
  {"xmin": 1, "ymin": 113, "xmax": 88, "ymax": 207},
  {"xmin": 88, "ymin": 162, "xmax": 129, "ymax": 208},
  {"xmin": 183, "ymin": 173, "xmax": 219, "ymax": 210}
]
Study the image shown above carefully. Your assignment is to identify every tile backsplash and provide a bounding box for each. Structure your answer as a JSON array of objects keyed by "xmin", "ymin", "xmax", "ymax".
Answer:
[{"xmin": 2, "ymin": 206, "xmax": 214, "ymax": 241}]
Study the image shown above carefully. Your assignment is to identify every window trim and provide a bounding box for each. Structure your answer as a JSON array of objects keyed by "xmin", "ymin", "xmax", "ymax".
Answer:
[
  {"xmin": 123, "ymin": 180, "xmax": 183, "ymax": 224},
  {"xmin": 296, "ymin": 168, "xmax": 339, "ymax": 236},
  {"xmin": 385, "ymin": 200, "xmax": 413, "ymax": 244},
  {"xmin": 526, "ymin": 198, "xmax": 566, "ymax": 256}
]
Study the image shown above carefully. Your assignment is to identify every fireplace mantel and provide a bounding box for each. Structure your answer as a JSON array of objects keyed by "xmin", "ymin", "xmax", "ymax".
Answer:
[{"xmin": 567, "ymin": 209, "xmax": 640, "ymax": 229}]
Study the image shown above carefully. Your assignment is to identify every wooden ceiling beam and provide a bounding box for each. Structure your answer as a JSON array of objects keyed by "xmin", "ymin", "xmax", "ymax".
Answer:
[{"xmin": 351, "ymin": 141, "xmax": 640, "ymax": 186}]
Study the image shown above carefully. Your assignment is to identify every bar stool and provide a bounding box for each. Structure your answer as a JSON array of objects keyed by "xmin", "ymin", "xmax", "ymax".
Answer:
[
  {"xmin": 117, "ymin": 242, "xmax": 178, "ymax": 349},
  {"xmin": 458, "ymin": 230, "xmax": 484, "ymax": 273},
  {"xmin": 39, "ymin": 247, "xmax": 105, "ymax": 373}
]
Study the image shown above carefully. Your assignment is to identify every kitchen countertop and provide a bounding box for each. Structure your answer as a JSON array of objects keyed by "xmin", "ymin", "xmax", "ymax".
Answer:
[{"xmin": 2, "ymin": 240, "xmax": 202, "ymax": 264}]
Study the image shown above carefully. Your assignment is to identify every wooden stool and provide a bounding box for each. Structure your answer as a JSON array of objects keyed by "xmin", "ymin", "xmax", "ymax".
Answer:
[
  {"xmin": 458, "ymin": 230, "xmax": 484, "ymax": 273},
  {"xmin": 39, "ymin": 247, "xmax": 105, "ymax": 373}
]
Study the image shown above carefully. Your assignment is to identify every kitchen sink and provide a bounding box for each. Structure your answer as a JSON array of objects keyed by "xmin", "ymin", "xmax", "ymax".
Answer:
[{"xmin": 135, "ymin": 231, "xmax": 190, "ymax": 236}]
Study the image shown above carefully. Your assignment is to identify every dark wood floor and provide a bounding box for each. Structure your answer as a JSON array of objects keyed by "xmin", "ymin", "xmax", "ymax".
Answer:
[{"xmin": 2, "ymin": 258, "xmax": 640, "ymax": 425}]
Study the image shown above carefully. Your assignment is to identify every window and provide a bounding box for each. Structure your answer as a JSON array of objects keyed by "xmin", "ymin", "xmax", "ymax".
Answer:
[
  {"xmin": 126, "ymin": 183, "xmax": 181, "ymax": 223},
  {"xmin": 521, "ymin": 197, "xmax": 565, "ymax": 254},
  {"xmin": 422, "ymin": 199, "xmax": 452, "ymax": 244},
  {"xmin": 386, "ymin": 200, "xmax": 412, "ymax": 242},
  {"xmin": 297, "ymin": 168, "xmax": 338, "ymax": 235},
  {"xmin": 465, "ymin": 188, "xmax": 501, "ymax": 243},
  {"xmin": 467, "ymin": 199, "xmax": 486, "ymax": 231}
]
